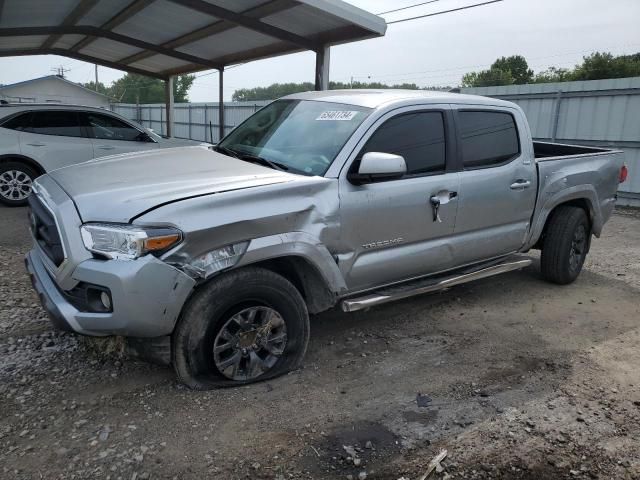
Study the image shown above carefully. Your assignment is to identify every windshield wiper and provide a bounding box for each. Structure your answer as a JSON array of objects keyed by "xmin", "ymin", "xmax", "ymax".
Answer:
[
  {"xmin": 213, "ymin": 144, "xmax": 240, "ymax": 158},
  {"xmin": 215, "ymin": 145, "xmax": 290, "ymax": 172},
  {"xmin": 235, "ymin": 152, "xmax": 290, "ymax": 172}
]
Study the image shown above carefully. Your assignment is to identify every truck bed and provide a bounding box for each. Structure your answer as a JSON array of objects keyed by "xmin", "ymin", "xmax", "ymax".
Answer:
[
  {"xmin": 533, "ymin": 141, "xmax": 613, "ymax": 160},
  {"xmin": 525, "ymin": 143, "xmax": 624, "ymax": 250}
]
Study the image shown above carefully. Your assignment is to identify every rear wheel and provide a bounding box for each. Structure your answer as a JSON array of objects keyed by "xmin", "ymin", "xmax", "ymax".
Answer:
[
  {"xmin": 172, "ymin": 267, "xmax": 309, "ymax": 389},
  {"xmin": 540, "ymin": 206, "xmax": 591, "ymax": 285},
  {"xmin": 0, "ymin": 161, "xmax": 38, "ymax": 207}
]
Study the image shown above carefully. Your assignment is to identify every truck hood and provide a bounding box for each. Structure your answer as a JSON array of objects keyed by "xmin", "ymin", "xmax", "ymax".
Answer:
[
  {"xmin": 156, "ymin": 136, "xmax": 212, "ymax": 148},
  {"xmin": 47, "ymin": 146, "xmax": 294, "ymax": 223}
]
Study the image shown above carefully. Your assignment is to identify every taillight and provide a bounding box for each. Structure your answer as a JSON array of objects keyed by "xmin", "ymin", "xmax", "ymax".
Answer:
[{"xmin": 619, "ymin": 165, "xmax": 628, "ymax": 183}]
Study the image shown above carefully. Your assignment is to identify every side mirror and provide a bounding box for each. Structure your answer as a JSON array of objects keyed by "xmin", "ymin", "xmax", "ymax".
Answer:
[{"xmin": 348, "ymin": 152, "xmax": 407, "ymax": 185}]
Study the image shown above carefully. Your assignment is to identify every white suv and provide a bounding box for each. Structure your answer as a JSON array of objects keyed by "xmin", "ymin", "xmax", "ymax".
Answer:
[{"xmin": 0, "ymin": 104, "xmax": 210, "ymax": 206}]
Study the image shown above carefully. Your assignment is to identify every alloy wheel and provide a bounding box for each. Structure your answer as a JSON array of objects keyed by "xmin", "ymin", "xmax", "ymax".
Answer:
[
  {"xmin": 0, "ymin": 169, "xmax": 33, "ymax": 201},
  {"xmin": 213, "ymin": 306, "xmax": 288, "ymax": 381}
]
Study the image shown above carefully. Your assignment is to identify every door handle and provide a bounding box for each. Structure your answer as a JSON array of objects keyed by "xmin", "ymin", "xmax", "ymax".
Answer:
[
  {"xmin": 26, "ymin": 142, "xmax": 46, "ymax": 147},
  {"xmin": 96, "ymin": 145, "xmax": 116, "ymax": 150},
  {"xmin": 429, "ymin": 196, "xmax": 440, "ymax": 222},
  {"xmin": 510, "ymin": 180, "xmax": 531, "ymax": 190},
  {"xmin": 429, "ymin": 191, "xmax": 457, "ymax": 222}
]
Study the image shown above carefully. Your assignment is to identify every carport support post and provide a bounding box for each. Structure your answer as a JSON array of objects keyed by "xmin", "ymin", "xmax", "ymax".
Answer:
[
  {"xmin": 218, "ymin": 68, "xmax": 225, "ymax": 142},
  {"xmin": 165, "ymin": 76, "xmax": 175, "ymax": 138},
  {"xmin": 315, "ymin": 45, "xmax": 330, "ymax": 91}
]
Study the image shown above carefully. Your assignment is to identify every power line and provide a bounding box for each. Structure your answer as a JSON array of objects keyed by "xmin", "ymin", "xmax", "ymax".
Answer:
[
  {"xmin": 195, "ymin": 63, "xmax": 245, "ymax": 79},
  {"xmin": 386, "ymin": 0, "xmax": 504, "ymax": 25},
  {"xmin": 376, "ymin": 0, "xmax": 442, "ymax": 16},
  {"xmin": 338, "ymin": 42, "xmax": 640, "ymax": 83}
]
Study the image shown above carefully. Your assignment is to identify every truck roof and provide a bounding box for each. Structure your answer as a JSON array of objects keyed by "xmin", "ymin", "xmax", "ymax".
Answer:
[{"xmin": 284, "ymin": 89, "xmax": 517, "ymax": 109}]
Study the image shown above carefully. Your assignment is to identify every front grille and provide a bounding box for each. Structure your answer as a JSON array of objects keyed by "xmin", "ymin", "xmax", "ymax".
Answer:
[{"xmin": 28, "ymin": 195, "xmax": 64, "ymax": 267}]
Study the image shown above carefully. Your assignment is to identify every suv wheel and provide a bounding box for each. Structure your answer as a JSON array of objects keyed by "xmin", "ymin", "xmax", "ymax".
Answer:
[
  {"xmin": 172, "ymin": 267, "xmax": 310, "ymax": 389},
  {"xmin": 0, "ymin": 162, "xmax": 38, "ymax": 207},
  {"xmin": 540, "ymin": 206, "xmax": 591, "ymax": 284}
]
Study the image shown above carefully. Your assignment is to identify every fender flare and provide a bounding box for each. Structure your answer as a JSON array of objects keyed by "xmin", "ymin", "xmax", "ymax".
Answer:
[
  {"xmin": 526, "ymin": 185, "xmax": 602, "ymax": 249},
  {"xmin": 235, "ymin": 232, "xmax": 348, "ymax": 295}
]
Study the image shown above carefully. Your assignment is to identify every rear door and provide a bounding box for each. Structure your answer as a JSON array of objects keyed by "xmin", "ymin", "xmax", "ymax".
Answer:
[
  {"xmin": 19, "ymin": 110, "xmax": 94, "ymax": 171},
  {"xmin": 338, "ymin": 105, "xmax": 461, "ymax": 292},
  {"xmin": 81, "ymin": 111, "xmax": 159, "ymax": 157},
  {"xmin": 451, "ymin": 107, "xmax": 537, "ymax": 265}
]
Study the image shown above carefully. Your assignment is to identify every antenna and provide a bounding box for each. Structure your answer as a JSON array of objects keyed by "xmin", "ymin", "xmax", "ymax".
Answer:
[{"xmin": 51, "ymin": 65, "xmax": 71, "ymax": 78}]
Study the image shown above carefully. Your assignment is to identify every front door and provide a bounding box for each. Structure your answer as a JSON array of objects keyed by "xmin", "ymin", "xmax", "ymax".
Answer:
[
  {"xmin": 338, "ymin": 106, "xmax": 460, "ymax": 293},
  {"xmin": 81, "ymin": 111, "xmax": 158, "ymax": 157}
]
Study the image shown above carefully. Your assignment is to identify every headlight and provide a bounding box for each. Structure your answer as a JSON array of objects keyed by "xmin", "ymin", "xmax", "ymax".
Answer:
[
  {"xmin": 188, "ymin": 241, "xmax": 249, "ymax": 278},
  {"xmin": 80, "ymin": 223, "xmax": 182, "ymax": 260}
]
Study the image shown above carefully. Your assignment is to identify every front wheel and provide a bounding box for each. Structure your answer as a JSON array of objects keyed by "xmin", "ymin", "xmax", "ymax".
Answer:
[
  {"xmin": 172, "ymin": 267, "xmax": 310, "ymax": 389},
  {"xmin": 540, "ymin": 206, "xmax": 591, "ymax": 285}
]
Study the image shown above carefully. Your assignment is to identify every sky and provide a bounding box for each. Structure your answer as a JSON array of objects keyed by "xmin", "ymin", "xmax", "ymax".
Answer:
[{"xmin": 1, "ymin": 0, "xmax": 639, "ymax": 101}]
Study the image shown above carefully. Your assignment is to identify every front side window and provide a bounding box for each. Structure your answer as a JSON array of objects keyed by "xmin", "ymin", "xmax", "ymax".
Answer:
[
  {"xmin": 359, "ymin": 111, "xmax": 446, "ymax": 175},
  {"xmin": 218, "ymin": 100, "xmax": 371, "ymax": 176},
  {"xmin": 458, "ymin": 111, "xmax": 519, "ymax": 169},
  {"xmin": 24, "ymin": 111, "xmax": 83, "ymax": 137},
  {"xmin": 84, "ymin": 112, "xmax": 145, "ymax": 141}
]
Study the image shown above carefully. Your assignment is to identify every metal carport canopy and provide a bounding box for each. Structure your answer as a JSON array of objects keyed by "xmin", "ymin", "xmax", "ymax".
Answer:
[{"xmin": 0, "ymin": 0, "xmax": 386, "ymax": 138}]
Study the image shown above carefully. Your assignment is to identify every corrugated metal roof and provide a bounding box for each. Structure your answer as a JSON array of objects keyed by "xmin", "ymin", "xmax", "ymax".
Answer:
[{"xmin": 0, "ymin": 0, "xmax": 386, "ymax": 79}]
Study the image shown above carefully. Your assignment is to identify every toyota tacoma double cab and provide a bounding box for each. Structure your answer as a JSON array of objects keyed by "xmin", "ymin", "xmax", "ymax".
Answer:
[{"xmin": 25, "ymin": 90, "xmax": 626, "ymax": 389}]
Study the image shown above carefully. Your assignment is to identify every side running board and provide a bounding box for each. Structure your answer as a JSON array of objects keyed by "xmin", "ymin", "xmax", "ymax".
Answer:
[{"xmin": 341, "ymin": 258, "xmax": 532, "ymax": 312}]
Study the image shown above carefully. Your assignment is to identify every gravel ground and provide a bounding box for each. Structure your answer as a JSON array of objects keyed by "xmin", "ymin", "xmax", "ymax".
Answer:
[{"xmin": 1, "ymin": 205, "xmax": 639, "ymax": 480}]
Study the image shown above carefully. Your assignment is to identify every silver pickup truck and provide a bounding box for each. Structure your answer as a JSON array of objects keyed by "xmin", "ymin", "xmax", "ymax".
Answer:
[{"xmin": 25, "ymin": 90, "xmax": 626, "ymax": 389}]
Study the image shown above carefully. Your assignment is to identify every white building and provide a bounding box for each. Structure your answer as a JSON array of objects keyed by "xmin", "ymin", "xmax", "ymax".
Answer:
[{"xmin": 0, "ymin": 75, "xmax": 112, "ymax": 108}]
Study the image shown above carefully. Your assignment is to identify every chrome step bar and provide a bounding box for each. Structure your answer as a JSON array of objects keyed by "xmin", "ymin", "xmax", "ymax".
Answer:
[{"xmin": 341, "ymin": 258, "xmax": 532, "ymax": 313}]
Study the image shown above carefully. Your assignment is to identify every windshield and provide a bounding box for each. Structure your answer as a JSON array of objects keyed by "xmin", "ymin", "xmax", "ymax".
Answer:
[{"xmin": 218, "ymin": 99, "xmax": 371, "ymax": 176}]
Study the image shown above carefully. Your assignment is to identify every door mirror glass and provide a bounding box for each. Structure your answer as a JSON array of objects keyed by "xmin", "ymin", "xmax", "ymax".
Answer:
[{"xmin": 349, "ymin": 152, "xmax": 406, "ymax": 185}]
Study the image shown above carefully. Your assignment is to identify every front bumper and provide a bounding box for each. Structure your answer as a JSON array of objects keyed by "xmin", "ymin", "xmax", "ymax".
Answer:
[{"xmin": 25, "ymin": 247, "xmax": 195, "ymax": 337}]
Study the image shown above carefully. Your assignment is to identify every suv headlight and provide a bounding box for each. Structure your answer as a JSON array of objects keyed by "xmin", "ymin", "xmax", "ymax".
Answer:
[{"xmin": 80, "ymin": 223, "xmax": 182, "ymax": 260}]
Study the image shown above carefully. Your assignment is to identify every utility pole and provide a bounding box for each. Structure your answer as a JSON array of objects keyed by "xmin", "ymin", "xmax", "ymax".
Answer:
[{"xmin": 94, "ymin": 64, "xmax": 99, "ymax": 91}]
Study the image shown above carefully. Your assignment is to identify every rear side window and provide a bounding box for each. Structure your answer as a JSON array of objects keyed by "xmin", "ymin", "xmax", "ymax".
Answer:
[
  {"xmin": 24, "ymin": 111, "xmax": 83, "ymax": 138},
  {"xmin": 458, "ymin": 111, "xmax": 519, "ymax": 169},
  {"xmin": 361, "ymin": 111, "xmax": 446, "ymax": 175},
  {"xmin": 1, "ymin": 112, "xmax": 33, "ymax": 131},
  {"xmin": 84, "ymin": 112, "xmax": 142, "ymax": 141}
]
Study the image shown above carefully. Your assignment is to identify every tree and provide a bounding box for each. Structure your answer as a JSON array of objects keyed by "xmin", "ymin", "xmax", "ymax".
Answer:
[
  {"xmin": 533, "ymin": 67, "xmax": 573, "ymax": 83},
  {"xmin": 571, "ymin": 52, "xmax": 640, "ymax": 81},
  {"xmin": 461, "ymin": 68, "xmax": 514, "ymax": 88},
  {"xmin": 232, "ymin": 82, "xmax": 315, "ymax": 101},
  {"xmin": 232, "ymin": 81, "xmax": 444, "ymax": 101},
  {"xmin": 81, "ymin": 81, "xmax": 112, "ymax": 97},
  {"xmin": 83, "ymin": 73, "xmax": 195, "ymax": 103},
  {"xmin": 462, "ymin": 51, "xmax": 640, "ymax": 88},
  {"xmin": 491, "ymin": 55, "xmax": 533, "ymax": 84}
]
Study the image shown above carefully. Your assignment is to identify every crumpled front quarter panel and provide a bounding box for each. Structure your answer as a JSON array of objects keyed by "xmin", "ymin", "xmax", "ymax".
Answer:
[{"xmin": 136, "ymin": 176, "xmax": 344, "ymax": 288}]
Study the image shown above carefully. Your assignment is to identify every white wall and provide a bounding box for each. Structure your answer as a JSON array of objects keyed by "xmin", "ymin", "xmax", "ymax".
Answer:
[{"xmin": 0, "ymin": 77, "xmax": 110, "ymax": 108}]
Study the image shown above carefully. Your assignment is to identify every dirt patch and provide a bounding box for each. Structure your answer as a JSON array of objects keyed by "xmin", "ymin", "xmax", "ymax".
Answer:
[{"xmin": 1, "ymin": 208, "xmax": 640, "ymax": 479}]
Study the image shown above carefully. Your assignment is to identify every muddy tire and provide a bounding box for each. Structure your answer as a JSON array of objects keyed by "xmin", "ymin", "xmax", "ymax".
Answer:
[
  {"xmin": 172, "ymin": 267, "xmax": 309, "ymax": 389},
  {"xmin": 0, "ymin": 161, "xmax": 38, "ymax": 207},
  {"xmin": 540, "ymin": 206, "xmax": 590, "ymax": 285}
]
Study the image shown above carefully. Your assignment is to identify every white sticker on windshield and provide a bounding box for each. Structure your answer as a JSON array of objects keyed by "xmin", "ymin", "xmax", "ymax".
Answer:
[{"xmin": 316, "ymin": 111, "xmax": 358, "ymax": 121}]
